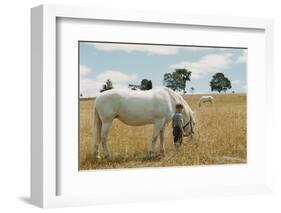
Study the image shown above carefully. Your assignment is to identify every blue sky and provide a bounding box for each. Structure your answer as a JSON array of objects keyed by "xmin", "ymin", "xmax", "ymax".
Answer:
[{"xmin": 79, "ymin": 42, "xmax": 247, "ymax": 97}]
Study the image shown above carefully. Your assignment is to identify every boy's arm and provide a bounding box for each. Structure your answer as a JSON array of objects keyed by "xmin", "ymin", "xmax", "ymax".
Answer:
[{"xmin": 179, "ymin": 118, "xmax": 186, "ymax": 136}]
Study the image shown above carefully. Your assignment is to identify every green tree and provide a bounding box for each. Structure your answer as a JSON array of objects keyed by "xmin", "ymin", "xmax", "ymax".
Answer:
[
  {"xmin": 163, "ymin": 68, "xmax": 192, "ymax": 93},
  {"xmin": 128, "ymin": 84, "xmax": 140, "ymax": 90},
  {"xmin": 190, "ymin": 87, "xmax": 194, "ymax": 94},
  {"xmin": 129, "ymin": 79, "xmax": 153, "ymax": 90},
  {"xmin": 140, "ymin": 79, "xmax": 153, "ymax": 90},
  {"xmin": 100, "ymin": 79, "xmax": 113, "ymax": 92},
  {"xmin": 210, "ymin": 73, "xmax": 232, "ymax": 93}
]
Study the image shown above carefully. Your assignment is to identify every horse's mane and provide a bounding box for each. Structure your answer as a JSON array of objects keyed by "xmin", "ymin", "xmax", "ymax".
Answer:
[
  {"xmin": 162, "ymin": 87, "xmax": 195, "ymax": 122},
  {"xmin": 162, "ymin": 87, "xmax": 181, "ymax": 105}
]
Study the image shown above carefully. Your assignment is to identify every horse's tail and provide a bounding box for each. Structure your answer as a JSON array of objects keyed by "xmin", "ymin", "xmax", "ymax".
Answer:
[{"xmin": 93, "ymin": 105, "xmax": 102, "ymax": 156}]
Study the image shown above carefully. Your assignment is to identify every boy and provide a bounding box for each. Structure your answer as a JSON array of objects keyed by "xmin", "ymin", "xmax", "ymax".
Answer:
[{"xmin": 172, "ymin": 103, "xmax": 187, "ymax": 146}]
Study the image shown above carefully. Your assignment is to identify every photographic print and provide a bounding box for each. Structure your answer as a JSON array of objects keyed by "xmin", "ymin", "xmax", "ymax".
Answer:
[{"xmin": 79, "ymin": 42, "xmax": 247, "ymax": 170}]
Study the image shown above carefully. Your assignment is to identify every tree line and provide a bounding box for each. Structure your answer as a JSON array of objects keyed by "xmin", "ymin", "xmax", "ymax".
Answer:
[
  {"xmin": 80, "ymin": 68, "xmax": 232, "ymax": 97},
  {"xmin": 163, "ymin": 68, "xmax": 232, "ymax": 94}
]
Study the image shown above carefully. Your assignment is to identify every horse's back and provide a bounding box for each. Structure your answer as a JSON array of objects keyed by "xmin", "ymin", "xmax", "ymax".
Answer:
[
  {"xmin": 95, "ymin": 88, "xmax": 173, "ymax": 125},
  {"xmin": 200, "ymin": 95, "xmax": 213, "ymax": 100},
  {"xmin": 95, "ymin": 90, "xmax": 123, "ymax": 121}
]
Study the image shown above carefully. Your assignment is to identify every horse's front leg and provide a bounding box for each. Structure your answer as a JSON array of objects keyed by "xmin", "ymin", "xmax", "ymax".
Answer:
[
  {"xmin": 159, "ymin": 124, "xmax": 166, "ymax": 156},
  {"xmin": 101, "ymin": 121, "xmax": 112, "ymax": 159},
  {"xmin": 148, "ymin": 119, "xmax": 165, "ymax": 157}
]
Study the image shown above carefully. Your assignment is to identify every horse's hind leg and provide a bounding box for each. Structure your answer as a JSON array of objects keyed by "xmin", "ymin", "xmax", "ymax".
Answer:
[
  {"xmin": 101, "ymin": 121, "xmax": 112, "ymax": 159},
  {"xmin": 149, "ymin": 119, "xmax": 165, "ymax": 157},
  {"xmin": 93, "ymin": 113, "xmax": 102, "ymax": 159}
]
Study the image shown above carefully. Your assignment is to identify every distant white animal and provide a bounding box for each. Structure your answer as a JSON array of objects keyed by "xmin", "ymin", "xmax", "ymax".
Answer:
[
  {"xmin": 93, "ymin": 87, "xmax": 196, "ymax": 159},
  {"xmin": 198, "ymin": 96, "xmax": 214, "ymax": 107}
]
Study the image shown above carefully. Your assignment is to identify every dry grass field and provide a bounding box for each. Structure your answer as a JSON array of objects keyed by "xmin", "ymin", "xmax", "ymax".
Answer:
[{"xmin": 79, "ymin": 93, "xmax": 246, "ymax": 170}]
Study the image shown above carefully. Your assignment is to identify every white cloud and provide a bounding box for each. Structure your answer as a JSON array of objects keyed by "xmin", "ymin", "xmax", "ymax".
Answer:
[
  {"xmin": 184, "ymin": 47, "xmax": 221, "ymax": 51},
  {"xmin": 92, "ymin": 43, "xmax": 236, "ymax": 55},
  {"xmin": 93, "ymin": 43, "xmax": 180, "ymax": 55},
  {"xmin": 80, "ymin": 70, "xmax": 139, "ymax": 97},
  {"xmin": 170, "ymin": 53, "xmax": 234, "ymax": 79},
  {"xmin": 96, "ymin": 70, "xmax": 138, "ymax": 83},
  {"xmin": 231, "ymin": 79, "xmax": 247, "ymax": 92},
  {"xmin": 236, "ymin": 49, "xmax": 247, "ymax": 63},
  {"xmin": 80, "ymin": 65, "xmax": 93, "ymax": 76},
  {"xmin": 232, "ymin": 80, "xmax": 241, "ymax": 85}
]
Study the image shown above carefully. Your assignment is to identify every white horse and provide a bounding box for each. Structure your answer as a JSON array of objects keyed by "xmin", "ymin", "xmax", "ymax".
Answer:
[
  {"xmin": 93, "ymin": 87, "xmax": 196, "ymax": 159},
  {"xmin": 198, "ymin": 96, "xmax": 214, "ymax": 107}
]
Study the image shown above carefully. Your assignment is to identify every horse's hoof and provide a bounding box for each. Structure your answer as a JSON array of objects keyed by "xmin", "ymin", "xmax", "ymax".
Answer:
[
  {"xmin": 104, "ymin": 155, "xmax": 111, "ymax": 161},
  {"xmin": 174, "ymin": 144, "xmax": 181, "ymax": 152},
  {"xmin": 160, "ymin": 150, "xmax": 165, "ymax": 156},
  {"xmin": 93, "ymin": 153, "xmax": 100, "ymax": 160},
  {"xmin": 148, "ymin": 151, "xmax": 156, "ymax": 158}
]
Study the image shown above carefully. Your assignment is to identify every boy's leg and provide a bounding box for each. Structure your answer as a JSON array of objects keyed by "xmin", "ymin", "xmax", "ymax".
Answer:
[
  {"xmin": 173, "ymin": 127, "xmax": 182, "ymax": 144},
  {"xmin": 173, "ymin": 127, "xmax": 182, "ymax": 151},
  {"xmin": 178, "ymin": 135, "xmax": 183, "ymax": 144}
]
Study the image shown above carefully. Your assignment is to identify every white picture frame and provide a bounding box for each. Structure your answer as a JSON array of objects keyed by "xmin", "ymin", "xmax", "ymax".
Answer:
[{"xmin": 31, "ymin": 4, "xmax": 274, "ymax": 208}]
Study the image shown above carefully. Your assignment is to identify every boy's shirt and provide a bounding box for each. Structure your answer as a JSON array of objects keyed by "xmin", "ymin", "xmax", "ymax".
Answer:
[{"xmin": 172, "ymin": 112, "xmax": 184, "ymax": 128}]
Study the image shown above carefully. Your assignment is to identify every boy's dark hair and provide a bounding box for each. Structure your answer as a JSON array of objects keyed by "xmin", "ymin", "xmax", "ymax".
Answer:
[{"xmin": 176, "ymin": 103, "xmax": 184, "ymax": 109}]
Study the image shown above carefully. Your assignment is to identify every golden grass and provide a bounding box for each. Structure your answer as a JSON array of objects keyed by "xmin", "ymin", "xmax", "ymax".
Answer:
[{"xmin": 79, "ymin": 93, "xmax": 246, "ymax": 170}]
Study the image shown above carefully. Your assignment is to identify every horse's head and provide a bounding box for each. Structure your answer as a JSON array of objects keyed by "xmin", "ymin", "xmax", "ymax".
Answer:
[
  {"xmin": 180, "ymin": 97, "xmax": 196, "ymax": 139},
  {"xmin": 173, "ymin": 106, "xmax": 196, "ymax": 150},
  {"xmin": 182, "ymin": 109, "xmax": 196, "ymax": 136}
]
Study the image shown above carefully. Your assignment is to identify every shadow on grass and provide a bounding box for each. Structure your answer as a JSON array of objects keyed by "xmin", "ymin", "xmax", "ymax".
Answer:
[{"xmin": 80, "ymin": 152, "xmax": 167, "ymax": 170}]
